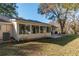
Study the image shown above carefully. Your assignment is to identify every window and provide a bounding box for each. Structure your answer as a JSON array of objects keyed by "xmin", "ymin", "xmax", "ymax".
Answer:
[
  {"xmin": 47, "ymin": 26, "xmax": 51, "ymax": 33},
  {"xmin": 32, "ymin": 25, "xmax": 39, "ymax": 34},
  {"xmin": 19, "ymin": 24, "xmax": 30, "ymax": 34},
  {"xmin": 19, "ymin": 24, "xmax": 25, "ymax": 34},
  {"xmin": 25, "ymin": 25, "xmax": 30, "ymax": 34},
  {"xmin": 32, "ymin": 25, "xmax": 36, "ymax": 33},
  {"xmin": 36, "ymin": 26, "xmax": 39, "ymax": 33},
  {"xmin": 40, "ymin": 26, "xmax": 44, "ymax": 33},
  {"xmin": 43, "ymin": 26, "xmax": 47, "ymax": 33}
]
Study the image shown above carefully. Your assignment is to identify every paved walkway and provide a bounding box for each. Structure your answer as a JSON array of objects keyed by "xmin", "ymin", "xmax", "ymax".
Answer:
[{"xmin": 51, "ymin": 34, "xmax": 63, "ymax": 38}]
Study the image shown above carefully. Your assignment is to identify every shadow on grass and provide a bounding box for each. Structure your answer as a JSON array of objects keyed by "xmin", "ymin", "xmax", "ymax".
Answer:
[
  {"xmin": 0, "ymin": 44, "xmax": 43, "ymax": 56},
  {"xmin": 13, "ymin": 44, "xmax": 44, "ymax": 56},
  {"xmin": 31, "ymin": 34, "xmax": 79, "ymax": 46}
]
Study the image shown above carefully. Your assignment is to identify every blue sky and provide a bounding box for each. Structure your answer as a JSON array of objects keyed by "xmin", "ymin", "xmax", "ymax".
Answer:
[{"xmin": 17, "ymin": 3, "xmax": 49, "ymax": 23}]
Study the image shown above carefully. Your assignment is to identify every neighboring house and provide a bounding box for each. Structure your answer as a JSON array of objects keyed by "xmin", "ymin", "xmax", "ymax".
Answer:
[{"xmin": 0, "ymin": 16, "xmax": 56, "ymax": 41}]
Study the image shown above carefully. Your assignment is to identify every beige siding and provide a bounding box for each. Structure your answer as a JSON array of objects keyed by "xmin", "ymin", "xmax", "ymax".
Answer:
[{"xmin": 0, "ymin": 24, "xmax": 13, "ymax": 39}]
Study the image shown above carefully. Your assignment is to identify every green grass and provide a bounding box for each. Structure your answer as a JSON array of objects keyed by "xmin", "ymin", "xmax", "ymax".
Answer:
[
  {"xmin": 0, "ymin": 34, "xmax": 79, "ymax": 56},
  {"xmin": 32, "ymin": 34, "xmax": 79, "ymax": 46}
]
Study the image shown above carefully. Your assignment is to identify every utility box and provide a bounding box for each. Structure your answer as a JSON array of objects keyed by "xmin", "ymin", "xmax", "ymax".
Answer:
[{"xmin": 3, "ymin": 32, "xmax": 10, "ymax": 41}]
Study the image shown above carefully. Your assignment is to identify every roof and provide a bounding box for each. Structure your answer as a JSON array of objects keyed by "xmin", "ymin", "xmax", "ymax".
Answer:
[
  {"xmin": 0, "ymin": 16, "xmax": 57, "ymax": 27},
  {"xmin": 15, "ymin": 17, "xmax": 51, "ymax": 25},
  {"xmin": 15, "ymin": 18, "xmax": 57, "ymax": 27},
  {"xmin": 0, "ymin": 19, "xmax": 9, "ymax": 22}
]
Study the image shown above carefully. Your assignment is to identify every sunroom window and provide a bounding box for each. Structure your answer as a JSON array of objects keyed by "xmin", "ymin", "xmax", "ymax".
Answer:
[{"xmin": 19, "ymin": 24, "xmax": 30, "ymax": 34}]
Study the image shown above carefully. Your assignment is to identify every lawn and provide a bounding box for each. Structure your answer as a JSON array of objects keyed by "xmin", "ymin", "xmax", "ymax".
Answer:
[{"xmin": 0, "ymin": 34, "xmax": 79, "ymax": 56}]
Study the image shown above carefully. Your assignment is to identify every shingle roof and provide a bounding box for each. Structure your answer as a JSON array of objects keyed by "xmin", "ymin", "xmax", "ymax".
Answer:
[
  {"xmin": 15, "ymin": 17, "xmax": 51, "ymax": 25},
  {"xmin": 0, "ymin": 19, "xmax": 9, "ymax": 22},
  {"xmin": 0, "ymin": 16, "xmax": 57, "ymax": 27},
  {"xmin": 15, "ymin": 17, "xmax": 57, "ymax": 28}
]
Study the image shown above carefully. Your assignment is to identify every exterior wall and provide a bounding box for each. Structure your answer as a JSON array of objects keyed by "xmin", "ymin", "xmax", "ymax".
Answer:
[
  {"xmin": 18, "ymin": 33, "xmax": 51, "ymax": 40},
  {"xmin": 11, "ymin": 21, "xmax": 19, "ymax": 41},
  {"xmin": 0, "ymin": 22, "xmax": 13, "ymax": 40},
  {"xmin": 0, "ymin": 21, "xmax": 18, "ymax": 41}
]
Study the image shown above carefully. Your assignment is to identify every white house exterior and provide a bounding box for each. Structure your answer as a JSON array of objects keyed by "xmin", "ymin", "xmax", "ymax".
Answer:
[{"xmin": 0, "ymin": 16, "xmax": 56, "ymax": 41}]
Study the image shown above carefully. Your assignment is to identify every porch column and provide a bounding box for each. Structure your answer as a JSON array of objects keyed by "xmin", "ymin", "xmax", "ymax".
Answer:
[
  {"xmin": 39, "ymin": 26, "xmax": 40, "ymax": 33},
  {"xmin": 12, "ymin": 22, "xmax": 19, "ymax": 41},
  {"xmin": 30, "ymin": 25, "xmax": 32, "ymax": 34},
  {"xmin": 17, "ymin": 24, "xmax": 19, "ymax": 35}
]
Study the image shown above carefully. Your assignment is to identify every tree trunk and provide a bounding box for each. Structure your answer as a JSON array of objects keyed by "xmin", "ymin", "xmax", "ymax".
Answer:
[
  {"xmin": 59, "ymin": 19, "xmax": 65, "ymax": 34},
  {"xmin": 60, "ymin": 25, "xmax": 64, "ymax": 34},
  {"xmin": 74, "ymin": 31, "xmax": 77, "ymax": 34},
  {"xmin": 74, "ymin": 28, "xmax": 77, "ymax": 34}
]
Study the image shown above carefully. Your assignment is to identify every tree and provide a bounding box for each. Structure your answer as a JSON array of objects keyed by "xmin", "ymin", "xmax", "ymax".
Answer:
[
  {"xmin": 70, "ymin": 20, "xmax": 77, "ymax": 34},
  {"xmin": 0, "ymin": 3, "xmax": 18, "ymax": 17},
  {"xmin": 38, "ymin": 3, "xmax": 79, "ymax": 34},
  {"xmin": 68, "ymin": 4, "xmax": 79, "ymax": 34}
]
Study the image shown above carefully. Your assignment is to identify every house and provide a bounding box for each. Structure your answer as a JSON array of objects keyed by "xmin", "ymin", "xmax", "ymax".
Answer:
[{"xmin": 0, "ymin": 16, "xmax": 56, "ymax": 41}]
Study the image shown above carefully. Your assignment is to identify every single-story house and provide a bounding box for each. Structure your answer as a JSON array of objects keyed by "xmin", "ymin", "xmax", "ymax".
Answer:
[{"xmin": 0, "ymin": 16, "xmax": 56, "ymax": 41}]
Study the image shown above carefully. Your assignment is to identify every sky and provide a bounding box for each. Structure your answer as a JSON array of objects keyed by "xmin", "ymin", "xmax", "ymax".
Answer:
[{"xmin": 17, "ymin": 3, "xmax": 49, "ymax": 23}]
